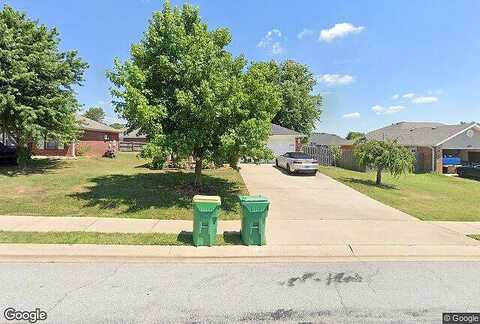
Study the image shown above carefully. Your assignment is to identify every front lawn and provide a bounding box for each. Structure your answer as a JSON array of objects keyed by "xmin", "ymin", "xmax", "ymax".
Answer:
[
  {"xmin": 319, "ymin": 166, "xmax": 480, "ymax": 221},
  {"xmin": 0, "ymin": 153, "xmax": 248, "ymax": 220}
]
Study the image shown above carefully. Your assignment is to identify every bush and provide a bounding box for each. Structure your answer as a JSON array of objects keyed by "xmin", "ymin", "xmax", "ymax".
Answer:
[
  {"xmin": 139, "ymin": 143, "xmax": 168, "ymax": 169},
  {"xmin": 76, "ymin": 144, "xmax": 91, "ymax": 156}
]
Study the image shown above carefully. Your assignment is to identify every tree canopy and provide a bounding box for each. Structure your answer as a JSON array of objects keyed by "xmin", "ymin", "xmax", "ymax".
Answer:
[
  {"xmin": 108, "ymin": 1, "xmax": 280, "ymax": 186},
  {"xmin": 346, "ymin": 131, "xmax": 365, "ymax": 140},
  {"xmin": 272, "ymin": 60, "xmax": 322, "ymax": 135},
  {"xmin": 109, "ymin": 122, "xmax": 125, "ymax": 130},
  {"xmin": 0, "ymin": 5, "xmax": 87, "ymax": 163},
  {"xmin": 353, "ymin": 139, "xmax": 415, "ymax": 185},
  {"xmin": 83, "ymin": 106, "xmax": 105, "ymax": 123}
]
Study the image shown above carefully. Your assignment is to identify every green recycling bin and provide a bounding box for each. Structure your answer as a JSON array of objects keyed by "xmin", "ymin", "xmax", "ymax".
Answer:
[
  {"xmin": 239, "ymin": 195, "xmax": 270, "ymax": 246},
  {"xmin": 192, "ymin": 195, "xmax": 221, "ymax": 247}
]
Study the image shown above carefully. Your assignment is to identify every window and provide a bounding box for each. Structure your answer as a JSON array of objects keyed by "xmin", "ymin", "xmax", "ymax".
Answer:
[{"xmin": 45, "ymin": 138, "xmax": 64, "ymax": 150}]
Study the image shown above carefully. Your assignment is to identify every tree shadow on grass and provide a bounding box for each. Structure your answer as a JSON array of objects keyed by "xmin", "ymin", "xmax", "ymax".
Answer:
[
  {"xmin": 338, "ymin": 177, "xmax": 398, "ymax": 190},
  {"xmin": 70, "ymin": 170, "xmax": 242, "ymax": 214},
  {"xmin": 223, "ymin": 231, "xmax": 243, "ymax": 245},
  {"xmin": 176, "ymin": 231, "xmax": 243, "ymax": 245},
  {"xmin": 0, "ymin": 159, "xmax": 67, "ymax": 177}
]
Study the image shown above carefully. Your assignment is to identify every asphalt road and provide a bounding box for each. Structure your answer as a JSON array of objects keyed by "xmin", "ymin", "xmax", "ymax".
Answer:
[{"xmin": 1, "ymin": 262, "xmax": 479, "ymax": 323}]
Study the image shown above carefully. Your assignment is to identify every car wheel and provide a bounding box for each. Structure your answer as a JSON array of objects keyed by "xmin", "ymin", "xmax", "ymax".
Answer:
[{"xmin": 287, "ymin": 164, "xmax": 292, "ymax": 174}]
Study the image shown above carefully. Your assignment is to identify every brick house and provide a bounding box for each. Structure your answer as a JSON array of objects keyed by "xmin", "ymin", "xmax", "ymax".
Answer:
[
  {"xmin": 340, "ymin": 122, "xmax": 480, "ymax": 173},
  {"xmin": 33, "ymin": 115, "xmax": 123, "ymax": 157}
]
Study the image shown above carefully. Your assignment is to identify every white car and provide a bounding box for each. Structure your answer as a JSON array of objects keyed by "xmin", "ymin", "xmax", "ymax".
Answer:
[{"xmin": 275, "ymin": 152, "xmax": 318, "ymax": 175}]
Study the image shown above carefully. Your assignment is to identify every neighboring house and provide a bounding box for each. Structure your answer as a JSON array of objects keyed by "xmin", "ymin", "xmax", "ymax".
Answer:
[
  {"xmin": 33, "ymin": 115, "xmax": 122, "ymax": 157},
  {"xmin": 341, "ymin": 121, "xmax": 480, "ymax": 173},
  {"xmin": 267, "ymin": 124, "xmax": 306, "ymax": 156},
  {"xmin": 304, "ymin": 133, "xmax": 348, "ymax": 166},
  {"xmin": 307, "ymin": 133, "xmax": 348, "ymax": 146},
  {"xmin": 120, "ymin": 129, "xmax": 147, "ymax": 143}
]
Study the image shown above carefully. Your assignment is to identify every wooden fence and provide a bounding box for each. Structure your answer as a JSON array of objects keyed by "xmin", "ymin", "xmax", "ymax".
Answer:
[
  {"xmin": 119, "ymin": 141, "xmax": 146, "ymax": 152},
  {"xmin": 303, "ymin": 145, "xmax": 334, "ymax": 166}
]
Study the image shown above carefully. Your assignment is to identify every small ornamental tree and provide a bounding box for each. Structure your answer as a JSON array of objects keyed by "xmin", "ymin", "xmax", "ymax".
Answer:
[
  {"xmin": 0, "ymin": 6, "xmax": 87, "ymax": 165},
  {"xmin": 353, "ymin": 139, "xmax": 415, "ymax": 185},
  {"xmin": 84, "ymin": 107, "xmax": 105, "ymax": 123},
  {"xmin": 330, "ymin": 145, "xmax": 342, "ymax": 167}
]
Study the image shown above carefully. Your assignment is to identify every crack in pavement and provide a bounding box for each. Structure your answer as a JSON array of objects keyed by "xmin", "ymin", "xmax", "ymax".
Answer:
[
  {"xmin": 47, "ymin": 263, "xmax": 123, "ymax": 313},
  {"xmin": 333, "ymin": 282, "xmax": 348, "ymax": 316}
]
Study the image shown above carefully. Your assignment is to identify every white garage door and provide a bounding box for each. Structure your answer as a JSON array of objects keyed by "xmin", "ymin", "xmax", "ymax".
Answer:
[{"xmin": 267, "ymin": 136, "xmax": 296, "ymax": 157}]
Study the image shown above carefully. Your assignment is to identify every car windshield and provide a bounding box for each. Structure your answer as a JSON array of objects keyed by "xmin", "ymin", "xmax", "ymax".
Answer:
[{"xmin": 289, "ymin": 152, "xmax": 311, "ymax": 159}]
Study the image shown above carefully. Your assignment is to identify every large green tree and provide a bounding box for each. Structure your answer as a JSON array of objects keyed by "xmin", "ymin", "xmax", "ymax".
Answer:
[
  {"xmin": 0, "ymin": 6, "xmax": 87, "ymax": 164},
  {"xmin": 354, "ymin": 139, "xmax": 415, "ymax": 185},
  {"xmin": 83, "ymin": 106, "xmax": 105, "ymax": 123},
  {"xmin": 108, "ymin": 2, "xmax": 278, "ymax": 186},
  {"xmin": 272, "ymin": 60, "xmax": 322, "ymax": 135},
  {"xmin": 221, "ymin": 61, "xmax": 281, "ymax": 168}
]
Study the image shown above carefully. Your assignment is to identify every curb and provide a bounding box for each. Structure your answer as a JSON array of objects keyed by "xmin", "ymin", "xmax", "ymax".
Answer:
[{"xmin": 1, "ymin": 244, "xmax": 480, "ymax": 263}]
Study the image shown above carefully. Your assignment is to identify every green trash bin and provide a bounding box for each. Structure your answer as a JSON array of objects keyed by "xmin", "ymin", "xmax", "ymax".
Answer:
[
  {"xmin": 192, "ymin": 195, "xmax": 221, "ymax": 247},
  {"xmin": 239, "ymin": 195, "xmax": 270, "ymax": 246}
]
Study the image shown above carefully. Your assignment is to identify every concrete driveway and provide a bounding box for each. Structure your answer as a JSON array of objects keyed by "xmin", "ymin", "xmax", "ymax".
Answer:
[{"xmin": 239, "ymin": 164, "xmax": 477, "ymax": 246}]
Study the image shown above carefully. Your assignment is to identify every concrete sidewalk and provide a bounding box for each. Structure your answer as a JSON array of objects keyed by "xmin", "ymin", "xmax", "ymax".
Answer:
[
  {"xmin": 0, "ymin": 215, "xmax": 239, "ymax": 234},
  {"xmin": 1, "ymin": 215, "xmax": 477, "ymax": 246}
]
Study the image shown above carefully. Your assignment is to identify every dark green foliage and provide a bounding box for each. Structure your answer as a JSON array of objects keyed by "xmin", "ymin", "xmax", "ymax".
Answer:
[
  {"xmin": 0, "ymin": 6, "xmax": 87, "ymax": 164},
  {"xmin": 83, "ymin": 106, "xmax": 105, "ymax": 123},
  {"xmin": 272, "ymin": 60, "xmax": 322, "ymax": 135}
]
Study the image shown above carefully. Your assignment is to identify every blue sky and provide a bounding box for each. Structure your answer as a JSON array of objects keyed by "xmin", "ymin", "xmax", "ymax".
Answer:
[{"xmin": 2, "ymin": 0, "xmax": 480, "ymax": 136}]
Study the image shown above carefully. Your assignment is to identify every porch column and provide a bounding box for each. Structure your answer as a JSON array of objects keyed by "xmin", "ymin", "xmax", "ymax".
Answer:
[{"xmin": 434, "ymin": 146, "xmax": 443, "ymax": 173}]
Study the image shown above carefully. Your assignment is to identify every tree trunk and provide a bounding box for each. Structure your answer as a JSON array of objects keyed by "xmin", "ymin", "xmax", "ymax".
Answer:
[
  {"xmin": 194, "ymin": 157, "xmax": 202, "ymax": 188},
  {"xmin": 228, "ymin": 153, "xmax": 240, "ymax": 170},
  {"xmin": 376, "ymin": 169, "xmax": 382, "ymax": 185},
  {"xmin": 17, "ymin": 139, "xmax": 32, "ymax": 168}
]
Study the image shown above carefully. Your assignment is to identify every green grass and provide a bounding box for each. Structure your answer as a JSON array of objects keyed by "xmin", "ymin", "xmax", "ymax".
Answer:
[
  {"xmin": 319, "ymin": 166, "xmax": 480, "ymax": 221},
  {"xmin": 0, "ymin": 153, "xmax": 248, "ymax": 220},
  {"xmin": 0, "ymin": 231, "xmax": 243, "ymax": 245},
  {"xmin": 468, "ymin": 235, "xmax": 480, "ymax": 241}
]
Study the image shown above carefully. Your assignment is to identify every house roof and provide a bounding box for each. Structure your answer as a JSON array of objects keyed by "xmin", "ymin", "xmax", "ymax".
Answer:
[
  {"xmin": 308, "ymin": 133, "xmax": 348, "ymax": 146},
  {"xmin": 76, "ymin": 115, "xmax": 123, "ymax": 133},
  {"xmin": 364, "ymin": 121, "xmax": 479, "ymax": 147},
  {"xmin": 271, "ymin": 123, "xmax": 304, "ymax": 136},
  {"xmin": 122, "ymin": 129, "xmax": 147, "ymax": 139}
]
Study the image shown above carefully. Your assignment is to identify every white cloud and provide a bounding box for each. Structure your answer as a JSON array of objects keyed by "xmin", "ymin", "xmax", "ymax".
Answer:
[
  {"xmin": 257, "ymin": 29, "xmax": 283, "ymax": 55},
  {"xmin": 402, "ymin": 93, "xmax": 416, "ymax": 99},
  {"xmin": 343, "ymin": 112, "xmax": 361, "ymax": 119},
  {"xmin": 319, "ymin": 23, "xmax": 365, "ymax": 42},
  {"xmin": 372, "ymin": 105, "xmax": 405, "ymax": 115},
  {"xmin": 297, "ymin": 28, "xmax": 314, "ymax": 40},
  {"xmin": 392, "ymin": 94, "xmax": 400, "ymax": 100},
  {"xmin": 317, "ymin": 74, "xmax": 354, "ymax": 86},
  {"xmin": 412, "ymin": 96, "xmax": 438, "ymax": 104}
]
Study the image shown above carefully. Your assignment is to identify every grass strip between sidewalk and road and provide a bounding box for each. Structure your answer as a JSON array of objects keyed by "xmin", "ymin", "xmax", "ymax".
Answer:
[
  {"xmin": 0, "ymin": 231, "xmax": 243, "ymax": 246},
  {"xmin": 468, "ymin": 235, "xmax": 480, "ymax": 241}
]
